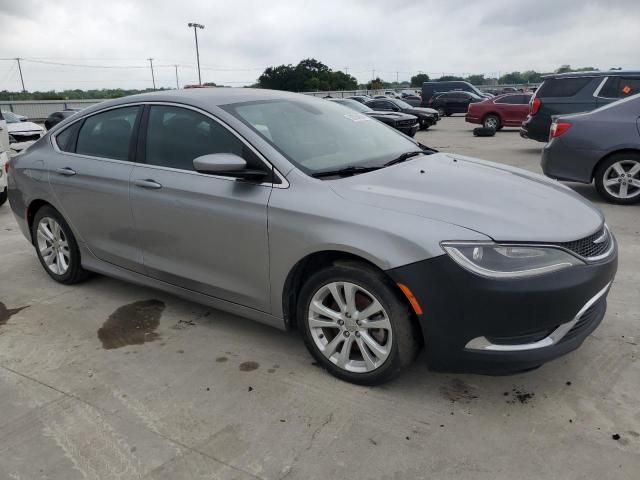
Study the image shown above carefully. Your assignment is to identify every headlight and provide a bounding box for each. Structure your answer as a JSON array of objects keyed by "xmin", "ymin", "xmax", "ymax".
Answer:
[{"xmin": 441, "ymin": 242, "xmax": 584, "ymax": 279}]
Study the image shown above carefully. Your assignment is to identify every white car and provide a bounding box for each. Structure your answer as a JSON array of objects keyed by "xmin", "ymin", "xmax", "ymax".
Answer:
[
  {"xmin": 0, "ymin": 150, "xmax": 8, "ymax": 206},
  {"xmin": 1, "ymin": 110, "xmax": 45, "ymax": 143},
  {"xmin": 0, "ymin": 110, "xmax": 8, "ymax": 205}
]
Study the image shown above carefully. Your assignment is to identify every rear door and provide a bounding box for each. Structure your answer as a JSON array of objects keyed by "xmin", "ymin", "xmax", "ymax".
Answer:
[
  {"xmin": 130, "ymin": 104, "xmax": 273, "ymax": 312},
  {"xmin": 47, "ymin": 105, "xmax": 144, "ymax": 271}
]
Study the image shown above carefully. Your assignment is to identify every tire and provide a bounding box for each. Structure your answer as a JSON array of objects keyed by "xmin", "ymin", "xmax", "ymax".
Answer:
[
  {"xmin": 31, "ymin": 205, "xmax": 90, "ymax": 284},
  {"xmin": 437, "ymin": 107, "xmax": 446, "ymax": 117},
  {"xmin": 0, "ymin": 187, "xmax": 6, "ymax": 206},
  {"xmin": 594, "ymin": 153, "xmax": 640, "ymax": 205},
  {"xmin": 483, "ymin": 114, "xmax": 501, "ymax": 130},
  {"xmin": 419, "ymin": 119, "xmax": 430, "ymax": 131},
  {"xmin": 297, "ymin": 262, "xmax": 420, "ymax": 385}
]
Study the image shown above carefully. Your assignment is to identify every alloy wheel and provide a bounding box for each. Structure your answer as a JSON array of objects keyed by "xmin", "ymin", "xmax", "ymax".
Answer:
[
  {"xmin": 484, "ymin": 116, "xmax": 499, "ymax": 129},
  {"xmin": 36, "ymin": 217, "xmax": 71, "ymax": 275},
  {"xmin": 602, "ymin": 160, "xmax": 640, "ymax": 200},
  {"xmin": 308, "ymin": 281, "xmax": 392, "ymax": 373}
]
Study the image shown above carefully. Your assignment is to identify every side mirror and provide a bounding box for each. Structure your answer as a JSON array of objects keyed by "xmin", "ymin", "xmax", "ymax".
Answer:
[
  {"xmin": 392, "ymin": 106, "xmax": 400, "ymax": 112},
  {"xmin": 193, "ymin": 153, "xmax": 268, "ymax": 181}
]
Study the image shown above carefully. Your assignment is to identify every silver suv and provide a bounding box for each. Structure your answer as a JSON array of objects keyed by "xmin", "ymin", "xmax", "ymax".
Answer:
[{"xmin": 7, "ymin": 89, "xmax": 618, "ymax": 384}]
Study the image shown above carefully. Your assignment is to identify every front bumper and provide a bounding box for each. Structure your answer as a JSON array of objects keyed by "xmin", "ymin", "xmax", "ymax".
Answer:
[
  {"xmin": 397, "ymin": 123, "xmax": 420, "ymax": 137},
  {"xmin": 388, "ymin": 244, "xmax": 618, "ymax": 374}
]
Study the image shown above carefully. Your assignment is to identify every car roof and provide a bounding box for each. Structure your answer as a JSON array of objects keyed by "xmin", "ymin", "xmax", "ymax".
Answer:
[{"xmin": 543, "ymin": 70, "xmax": 640, "ymax": 79}]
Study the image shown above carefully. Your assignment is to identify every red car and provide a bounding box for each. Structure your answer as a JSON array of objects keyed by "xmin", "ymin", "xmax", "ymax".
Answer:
[{"xmin": 465, "ymin": 93, "xmax": 532, "ymax": 130}]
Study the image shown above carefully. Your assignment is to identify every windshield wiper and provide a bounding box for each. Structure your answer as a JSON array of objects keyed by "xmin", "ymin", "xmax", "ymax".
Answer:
[
  {"xmin": 311, "ymin": 165, "xmax": 382, "ymax": 178},
  {"xmin": 383, "ymin": 150, "xmax": 425, "ymax": 167}
]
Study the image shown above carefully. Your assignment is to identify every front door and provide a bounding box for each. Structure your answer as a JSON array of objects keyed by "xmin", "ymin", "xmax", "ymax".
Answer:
[
  {"xmin": 130, "ymin": 105, "xmax": 273, "ymax": 312},
  {"xmin": 47, "ymin": 105, "xmax": 144, "ymax": 272}
]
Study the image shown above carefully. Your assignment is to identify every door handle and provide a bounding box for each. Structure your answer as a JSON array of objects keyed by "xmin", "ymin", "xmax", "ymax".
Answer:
[
  {"xmin": 56, "ymin": 167, "xmax": 76, "ymax": 176},
  {"xmin": 134, "ymin": 179, "xmax": 162, "ymax": 189}
]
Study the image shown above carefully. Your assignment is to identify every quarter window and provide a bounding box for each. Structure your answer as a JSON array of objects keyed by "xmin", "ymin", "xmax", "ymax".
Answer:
[
  {"xmin": 76, "ymin": 106, "xmax": 140, "ymax": 161},
  {"xmin": 495, "ymin": 95, "xmax": 519, "ymax": 104},
  {"xmin": 54, "ymin": 122, "xmax": 81, "ymax": 152},
  {"xmin": 599, "ymin": 76, "xmax": 640, "ymax": 98},
  {"xmin": 144, "ymin": 105, "xmax": 264, "ymax": 172}
]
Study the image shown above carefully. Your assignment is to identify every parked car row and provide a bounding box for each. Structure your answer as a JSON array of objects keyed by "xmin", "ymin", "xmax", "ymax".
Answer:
[
  {"xmin": 1, "ymin": 110, "xmax": 45, "ymax": 143},
  {"xmin": 328, "ymin": 99, "xmax": 420, "ymax": 137}
]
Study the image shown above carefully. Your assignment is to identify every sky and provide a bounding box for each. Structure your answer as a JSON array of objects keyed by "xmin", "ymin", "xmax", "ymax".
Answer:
[{"xmin": 0, "ymin": 0, "xmax": 639, "ymax": 91}]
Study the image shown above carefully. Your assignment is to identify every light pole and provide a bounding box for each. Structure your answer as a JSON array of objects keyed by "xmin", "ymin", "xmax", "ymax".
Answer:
[
  {"xmin": 147, "ymin": 58, "xmax": 156, "ymax": 90},
  {"xmin": 188, "ymin": 22, "xmax": 205, "ymax": 85}
]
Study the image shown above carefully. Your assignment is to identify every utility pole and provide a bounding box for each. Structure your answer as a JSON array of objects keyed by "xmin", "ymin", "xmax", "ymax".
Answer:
[
  {"xmin": 372, "ymin": 69, "xmax": 375, "ymax": 80},
  {"xmin": 396, "ymin": 71, "xmax": 399, "ymax": 83},
  {"xmin": 188, "ymin": 22, "xmax": 205, "ymax": 85},
  {"xmin": 174, "ymin": 64, "xmax": 179, "ymax": 89},
  {"xmin": 15, "ymin": 58, "xmax": 26, "ymax": 92},
  {"xmin": 344, "ymin": 66, "xmax": 349, "ymax": 75},
  {"xmin": 148, "ymin": 58, "xmax": 156, "ymax": 89}
]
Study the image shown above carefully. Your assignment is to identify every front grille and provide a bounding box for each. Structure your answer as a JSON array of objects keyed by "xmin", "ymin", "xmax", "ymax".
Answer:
[
  {"xmin": 397, "ymin": 119, "xmax": 416, "ymax": 127},
  {"xmin": 561, "ymin": 297, "xmax": 606, "ymax": 342},
  {"xmin": 555, "ymin": 227, "xmax": 611, "ymax": 260},
  {"xmin": 14, "ymin": 134, "xmax": 42, "ymax": 142}
]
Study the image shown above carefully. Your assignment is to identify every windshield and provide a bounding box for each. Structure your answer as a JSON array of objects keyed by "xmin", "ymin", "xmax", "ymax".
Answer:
[
  {"xmin": 224, "ymin": 98, "xmax": 418, "ymax": 175},
  {"xmin": 2, "ymin": 111, "xmax": 21, "ymax": 123},
  {"xmin": 332, "ymin": 99, "xmax": 372, "ymax": 113},
  {"xmin": 391, "ymin": 99, "xmax": 413, "ymax": 109}
]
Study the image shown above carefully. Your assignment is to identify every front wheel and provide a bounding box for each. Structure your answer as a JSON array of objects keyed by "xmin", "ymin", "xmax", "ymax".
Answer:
[
  {"xmin": 594, "ymin": 153, "xmax": 640, "ymax": 204},
  {"xmin": 298, "ymin": 263, "xmax": 420, "ymax": 385},
  {"xmin": 437, "ymin": 107, "xmax": 446, "ymax": 117},
  {"xmin": 0, "ymin": 187, "xmax": 7, "ymax": 206}
]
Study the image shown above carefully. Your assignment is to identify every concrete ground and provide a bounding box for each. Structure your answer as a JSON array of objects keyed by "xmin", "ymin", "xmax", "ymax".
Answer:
[{"xmin": 1, "ymin": 117, "xmax": 638, "ymax": 479}]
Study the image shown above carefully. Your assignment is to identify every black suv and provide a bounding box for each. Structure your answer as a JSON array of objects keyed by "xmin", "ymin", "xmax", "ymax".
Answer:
[
  {"xmin": 428, "ymin": 91, "xmax": 483, "ymax": 116},
  {"xmin": 521, "ymin": 71, "xmax": 640, "ymax": 142}
]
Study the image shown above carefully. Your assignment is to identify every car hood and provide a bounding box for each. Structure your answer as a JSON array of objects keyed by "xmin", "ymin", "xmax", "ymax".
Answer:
[
  {"xmin": 7, "ymin": 121, "xmax": 44, "ymax": 133},
  {"xmin": 330, "ymin": 153, "xmax": 603, "ymax": 242},
  {"xmin": 367, "ymin": 111, "xmax": 416, "ymax": 121},
  {"xmin": 407, "ymin": 107, "xmax": 438, "ymax": 116}
]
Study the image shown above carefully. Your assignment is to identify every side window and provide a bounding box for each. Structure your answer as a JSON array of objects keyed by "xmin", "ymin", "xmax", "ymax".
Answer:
[
  {"xmin": 496, "ymin": 95, "xmax": 518, "ymax": 104},
  {"xmin": 599, "ymin": 77, "xmax": 640, "ymax": 98},
  {"xmin": 145, "ymin": 105, "xmax": 264, "ymax": 173},
  {"xmin": 76, "ymin": 106, "xmax": 140, "ymax": 161},
  {"xmin": 54, "ymin": 122, "xmax": 81, "ymax": 152},
  {"xmin": 536, "ymin": 77, "xmax": 592, "ymax": 97}
]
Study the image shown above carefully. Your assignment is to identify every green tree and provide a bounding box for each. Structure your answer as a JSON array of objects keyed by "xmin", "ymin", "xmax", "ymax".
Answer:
[
  {"xmin": 410, "ymin": 73, "xmax": 430, "ymax": 87},
  {"xmin": 466, "ymin": 74, "xmax": 486, "ymax": 85},
  {"xmin": 257, "ymin": 59, "xmax": 357, "ymax": 92},
  {"xmin": 367, "ymin": 77, "xmax": 385, "ymax": 90}
]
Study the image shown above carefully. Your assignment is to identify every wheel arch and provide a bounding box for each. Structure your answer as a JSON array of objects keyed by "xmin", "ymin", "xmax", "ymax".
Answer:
[
  {"xmin": 592, "ymin": 148, "xmax": 640, "ymax": 181},
  {"xmin": 26, "ymin": 199, "xmax": 54, "ymax": 244},
  {"xmin": 281, "ymin": 250, "xmax": 422, "ymax": 343}
]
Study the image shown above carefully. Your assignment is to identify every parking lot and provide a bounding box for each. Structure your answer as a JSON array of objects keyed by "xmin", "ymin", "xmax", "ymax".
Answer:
[{"xmin": 0, "ymin": 117, "xmax": 638, "ymax": 479}]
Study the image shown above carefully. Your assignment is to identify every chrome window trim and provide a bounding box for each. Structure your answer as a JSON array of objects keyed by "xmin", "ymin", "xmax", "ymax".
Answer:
[
  {"xmin": 592, "ymin": 76, "xmax": 610, "ymax": 99},
  {"xmin": 50, "ymin": 101, "xmax": 289, "ymax": 189},
  {"xmin": 465, "ymin": 281, "xmax": 611, "ymax": 352}
]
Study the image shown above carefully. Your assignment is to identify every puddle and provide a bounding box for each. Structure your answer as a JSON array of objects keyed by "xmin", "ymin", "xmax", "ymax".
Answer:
[
  {"xmin": 239, "ymin": 361, "xmax": 259, "ymax": 372},
  {"xmin": 98, "ymin": 300, "xmax": 165, "ymax": 349},
  {"xmin": 0, "ymin": 302, "xmax": 29, "ymax": 326}
]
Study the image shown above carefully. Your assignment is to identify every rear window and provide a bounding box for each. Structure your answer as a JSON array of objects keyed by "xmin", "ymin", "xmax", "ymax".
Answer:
[{"xmin": 536, "ymin": 77, "xmax": 593, "ymax": 97}]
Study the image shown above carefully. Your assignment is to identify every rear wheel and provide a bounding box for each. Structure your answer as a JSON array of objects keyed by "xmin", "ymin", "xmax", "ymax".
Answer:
[
  {"xmin": 437, "ymin": 107, "xmax": 446, "ymax": 117},
  {"xmin": 483, "ymin": 114, "xmax": 500, "ymax": 130},
  {"xmin": 298, "ymin": 263, "xmax": 419, "ymax": 385},
  {"xmin": 32, "ymin": 206, "xmax": 90, "ymax": 284},
  {"xmin": 594, "ymin": 153, "xmax": 640, "ymax": 204}
]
